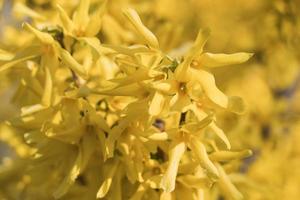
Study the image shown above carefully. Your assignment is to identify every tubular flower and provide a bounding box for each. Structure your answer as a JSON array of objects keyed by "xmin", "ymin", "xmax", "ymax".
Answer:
[{"xmin": 0, "ymin": 1, "xmax": 254, "ymax": 200}]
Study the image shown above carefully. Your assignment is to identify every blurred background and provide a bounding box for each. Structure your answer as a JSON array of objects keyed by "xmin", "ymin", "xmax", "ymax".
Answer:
[{"xmin": 1, "ymin": 0, "xmax": 300, "ymax": 199}]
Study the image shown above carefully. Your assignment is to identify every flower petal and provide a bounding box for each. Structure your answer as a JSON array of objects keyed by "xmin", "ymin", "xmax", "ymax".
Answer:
[
  {"xmin": 209, "ymin": 149, "xmax": 252, "ymax": 162},
  {"xmin": 54, "ymin": 134, "xmax": 95, "ymax": 198},
  {"xmin": 73, "ymin": 0, "xmax": 90, "ymax": 30},
  {"xmin": 41, "ymin": 66, "xmax": 52, "ymax": 106},
  {"xmin": 14, "ymin": 2, "xmax": 46, "ymax": 20},
  {"xmin": 97, "ymin": 158, "xmax": 119, "ymax": 198},
  {"xmin": 57, "ymin": 4, "xmax": 74, "ymax": 33},
  {"xmin": 160, "ymin": 141, "xmax": 186, "ymax": 193},
  {"xmin": 86, "ymin": 0, "xmax": 107, "ymax": 36},
  {"xmin": 0, "ymin": 49, "xmax": 14, "ymax": 61},
  {"xmin": 0, "ymin": 55, "xmax": 38, "ymax": 72},
  {"xmin": 189, "ymin": 138, "xmax": 219, "ymax": 180},
  {"xmin": 123, "ymin": 8, "xmax": 159, "ymax": 49},
  {"xmin": 59, "ymin": 48, "xmax": 88, "ymax": 79},
  {"xmin": 216, "ymin": 163, "xmax": 243, "ymax": 200},
  {"xmin": 174, "ymin": 29, "xmax": 210, "ymax": 82},
  {"xmin": 191, "ymin": 68, "xmax": 228, "ymax": 109},
  {"xmin": 23, "ymin": 23, "xmax": 54, "ymax": 45},
  {"xmin": 209, "ymin": 122, "xmax": 231, "ymax": 149},
  {"xmin": 149, "ymin": 92, "xmax": 165, "ymax": 116},
  {"xmin": 198, "ymin": 52, "xmax": 253, "ymax": 68}
]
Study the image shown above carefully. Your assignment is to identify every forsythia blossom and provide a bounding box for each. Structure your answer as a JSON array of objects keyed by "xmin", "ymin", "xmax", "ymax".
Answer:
[{"xmin": 0, "ymin": 1, "xmax": 255, "ymax": 199}]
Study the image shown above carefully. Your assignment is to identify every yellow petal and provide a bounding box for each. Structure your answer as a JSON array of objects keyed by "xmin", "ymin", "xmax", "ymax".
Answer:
[
  {"xmin": 174, "ymin": 29, "xmax": 209, "ymax": 82},
  {"xmin": 0, "ymin": 55, "xmax": 38, "ymax": 72},
  {"xmin": 149, "ymin": 92, "xmax": 165, "ymax": 116},
  {"xmin": 123, "ymin": 8, "xmax": 159, "ymax": 49},
  {"xmin": 160, "ymin": 141, "xmax": 186, "ymax": 193},
  {"xmin": 78, "ymin": 37, "xmax": 103, "ymax": 56},
  {"xmin": 170, "ymin": 92, "xmax": 191, "ymax": 112},
  {"xmin": 110, "ymin": 68, "xmax": 150, "ymax": 85},
  {"xmin": 97, "ymin": 158, "xmax": 119, "ymax": 198},
  {"xmin": 41, "ymin": 67, "xmax": 52, "ymax": 106},
  {"xmin": 216, "ymin": 163, "xmax": 243, "ymax": 200},
  {"xmin": 54, "ymin": 134, "xmax": 95, "ymax": 198},
  {"xmin": 192, "ymin": 68, "xmax": 228, "ymax": 108},
  {"xmin": 151, "ymin": 80, "xmax": 178, "ymax": 95},
  {"xmin": 189, "ymin": 138, "xmax": 219, "ymax": 180},
  {"xmin": 14, "ymin": 2, "xmax": 46, "ymax": 20},
  {"xmin": 23, "ymin": 23, "xmax": 54, "ymax": 44},
  {"xmin": 209, "ymin": 149, "xmax": 252, "ymax": 162},
  {"xmin": 105, "ymin": 117, "xmax": 131, "ymax": 158},
  {"xmin": 198, "ymin": 52, "xmax": 254, "ymax": 68},
  {"xmin": 56, "ymin": 4, "xmax": 74, "ymax": 33},
  {"xmin": 59, "ymin": 48, "xmax": 88, "ymax": 79},
  {"xmin": 130, "ymin": 184, "xmax": 148, "ymax": 200},
  {"xmin": 181, "ymin": 115, "xmax": 213, "ymax": 134},
  {"xmin": 45, "ymin": 125, "xmax": 83, "ymax": 144},
  {"xmin": 0, "ymin": 49, "xmax": 14, "ymax": 61},
  {"xmin": 177, "ymin": 175, "xmax": 212, "ymax": 189},
  {"xmin": 160, "ymin": 191, "xmax": 174, "ymax": 200},
  {"xmin": 91, "ymin": 83, "xmax": 146, "ymax": 97},
  {"xmin": 103, "ymin": 44, "xmax": 155, "ymax": 57},
  {"xmin": 186, "ymin": 28, "xmax": 210, "ymax": 59},
  {"xmin": 146, "ymin": 175, "xmax": 161, "ymax": 189},
  {"xmin": 73, "ymin": 0, "xmax": 90, "ymax": 30},
  {"xmin": 148, "ymin": 132, "xmax": 169, "ymax": 141},
  {"xmin": 21, "ymin": 104, "xmax": 46, "ymax": 117},
  {"xmin": 209, "ymin": 122, "xmax": 231, "ymax": 149},
  {"xmin": 86, "ymin": 0, "xmax": 107, "ymax": 36}
]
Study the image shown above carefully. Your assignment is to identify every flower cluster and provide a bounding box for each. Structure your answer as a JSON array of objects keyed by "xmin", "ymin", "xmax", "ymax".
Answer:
[{"xmin": 0, "ymin": 1, "xmax": 255, "ymax": 199}]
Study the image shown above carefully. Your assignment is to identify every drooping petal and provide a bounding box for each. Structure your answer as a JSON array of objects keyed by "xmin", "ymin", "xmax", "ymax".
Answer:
[
  {"xmin": 160, "ymin": 141, "xmax": 186, "ymax": 193},
  {"xmin": 191, "ymin": 68, "xmax": 228, "ymax": 109},
  {"xmin": 209, "ymin": 122, "xmax": 231, "ymax": 149},
  {"xmin": 59, "ymin": 48, "xmax": 88, "ymax": 79},
  {"xmin": 215, "ymin": 163, "xmax": 243, "ymax": 200},
  {"xmin": 123, "ymin": 8, "xmax": 159, "ymax": 49},
  {"xmin": 189, "ymin": 138, "xmax": 219, "ymax": 180}
]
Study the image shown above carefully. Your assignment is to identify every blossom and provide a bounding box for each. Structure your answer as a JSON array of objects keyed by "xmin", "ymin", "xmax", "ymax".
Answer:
[{"xmin": 0, "ymin": 1, "xmax": 254, "ymax": 200}]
